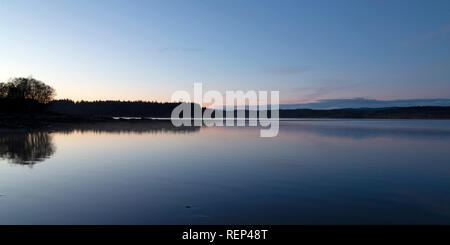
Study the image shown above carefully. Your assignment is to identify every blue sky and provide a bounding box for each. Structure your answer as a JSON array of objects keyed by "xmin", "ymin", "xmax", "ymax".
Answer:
[{"xmin": 1, "ymin": 0, "xmax": 449, "ymax": 103}]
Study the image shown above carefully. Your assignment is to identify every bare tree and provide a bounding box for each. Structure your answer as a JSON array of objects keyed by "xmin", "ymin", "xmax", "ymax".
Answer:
[{"xmin": 0, "ymin": 77, "xmax": 56, "ymax": 103}]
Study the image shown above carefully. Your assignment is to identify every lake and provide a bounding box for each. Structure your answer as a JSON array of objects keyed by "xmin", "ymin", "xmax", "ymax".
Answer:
[{"xmin": 1, "ymin": 119, "xmax": 450, "ymax": 224}]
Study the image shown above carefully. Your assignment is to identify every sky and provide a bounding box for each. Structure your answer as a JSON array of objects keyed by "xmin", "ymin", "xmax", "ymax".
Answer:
[{"xmin": 1, "ymin": 0, "xmax": 449, "ymax": 104}]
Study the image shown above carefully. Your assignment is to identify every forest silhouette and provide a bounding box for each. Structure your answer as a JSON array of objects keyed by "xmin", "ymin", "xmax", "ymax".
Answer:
[
  {"xmin": 1, "ymin": 77, "xmax": 450, "ymax": 120},
  {"xmin": 0, "ymin": 77, "xmax": 193, "ymax": 117},
  {"xmin": 0, "ymin": 77, "xmax": 55, "ymax": 113}
]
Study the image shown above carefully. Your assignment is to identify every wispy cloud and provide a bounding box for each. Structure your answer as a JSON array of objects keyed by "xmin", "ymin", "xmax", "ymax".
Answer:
[
  {"xmin": 287, "ymin": 80, "xmax": 362, "ymax": 103},
  {"xmin": 158, "ymin": 47, "xmax": 204, "ymax": 52},
  {"xmin": 263, "ymin": 65, "xmax": 312, "ymax": 75}
]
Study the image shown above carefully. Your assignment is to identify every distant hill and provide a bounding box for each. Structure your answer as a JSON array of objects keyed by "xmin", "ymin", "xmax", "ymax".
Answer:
[
  {"xmin": 207, "ymin": 106, "xmax": 450, "ymax": 119},
  {"xmin": 44, "ymin": 100, "xmax": 450, "ymax": 120},
  {"xmin": 278, "ymin": 106, "xmax": 450, "ymax": 119},
  {"xmin": 279, "ymin": 98, "xmax": 450, "ymax": 110}
]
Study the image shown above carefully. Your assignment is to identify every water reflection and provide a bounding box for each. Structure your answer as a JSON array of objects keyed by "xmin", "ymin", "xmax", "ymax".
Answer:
[
  {"xmin": 0, "ymin": 121, "xmax": 200, "ymax": 165},
  {"xmin": 1, "ymin": 119, "xmax": 449, "ymax": 166},
  {"xmin": 0, "ymin": 131, "xmax": 55, "ymax": 165},
  {"xmin": 282, "ymin": 121, "xmax": 450, "ymax": 140},
  {"xmin": 53, "ymin": 120, "xmax": 201, "ymax": 135},
  {"xmin": 0, "ymin": 120, "xmax": 450, "ymax": 224}
]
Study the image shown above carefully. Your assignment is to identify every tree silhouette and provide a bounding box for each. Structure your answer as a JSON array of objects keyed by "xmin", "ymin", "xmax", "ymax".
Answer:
[
  {"xmin": 0, "ymin": 77, "xmax": 55, "ymax": 103},
  {"xmin": 0, "ymin": 77, "xmax": 56, "ymax": 113}
]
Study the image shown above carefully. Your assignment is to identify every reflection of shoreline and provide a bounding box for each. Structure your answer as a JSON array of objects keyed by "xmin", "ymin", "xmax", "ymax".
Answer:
[
  {"xmin": 0, "ymin": 121, "xmax": 200, "ymax": 165},
  {"xmin": 50, "ymin": 121, "xmax": 201, "ymax": 135},
  {"xmin": 0, "ymin": 132, "xmax": 55, "ymax": 165},
  {"xmin": 281, "ymin": 121, "xmax": 450, "ymax": 140}
]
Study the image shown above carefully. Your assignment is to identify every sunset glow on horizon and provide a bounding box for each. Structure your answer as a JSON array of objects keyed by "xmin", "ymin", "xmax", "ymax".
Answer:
[{"xmin": 1, "ymin": 0, "xmax": 450, "ymax": 104}]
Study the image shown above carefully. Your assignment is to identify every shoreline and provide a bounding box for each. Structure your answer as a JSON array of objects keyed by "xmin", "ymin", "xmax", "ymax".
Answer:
[{"xmin": 2, "ymin": 109, "xmax": 450, "ymax": 130}]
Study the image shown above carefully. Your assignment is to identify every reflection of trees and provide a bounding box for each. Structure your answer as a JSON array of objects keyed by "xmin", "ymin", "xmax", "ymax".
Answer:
[
  {"xmin": 54, "ymin": 120, "xmax": 201, "ymax": 135},
  {"xmin": 0, "ymin": 132, "xmax": 55, "ymax": 165},
  {"xmin": 0, "ymin": 120, "xmax": 200, "ymax": 166}
]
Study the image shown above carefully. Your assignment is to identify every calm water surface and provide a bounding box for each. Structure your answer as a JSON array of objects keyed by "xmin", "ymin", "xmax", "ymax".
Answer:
[{"xmin": 1, "ymin": 120, "xmax": 450, "ymax": 224}]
